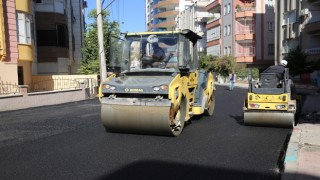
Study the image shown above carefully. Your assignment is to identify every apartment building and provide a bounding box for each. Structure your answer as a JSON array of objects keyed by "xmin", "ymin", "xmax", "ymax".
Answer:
[
  {"xmin": 275, "ymin": 0, "xmax": 320, "ymax": 64},
  {"xmin": 34, "ymin": 0, "xmax": 86, "ymax": 75},
  {"xmin": 179, "ymin": 0, "xmax": 211, "ymax": 52},
  {"xmin": 206, "ymin": 0, "xmax": 275, "ymax": 68},
  {"xmin": 146, "ymin": 0, "xmax": 180, "ymax": 31},
  {"xmin": 0, "ymin": 0, "xmax": 33, "ymax": 85},
  {"xmin": 0, "ymin": 0, "xmax": 86, "ymax": 86}
]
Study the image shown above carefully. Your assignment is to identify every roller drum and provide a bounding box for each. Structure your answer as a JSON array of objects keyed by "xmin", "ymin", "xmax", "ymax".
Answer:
[
  {"xmin": 101, "ymin": 104, "xmax": 182, "ymax": 136},
  {"xmin": 244, "ymin": 111, "xmax": 294, "ymax": 128}
]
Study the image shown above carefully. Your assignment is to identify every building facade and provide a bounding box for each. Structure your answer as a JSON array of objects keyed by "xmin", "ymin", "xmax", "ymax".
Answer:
[
  {"xmin": 0, "ymin": 0, "xmax": 86, "ymax": 86},
  {"xmin": 34, "ymin": 0, "xmax": 86, "ymax": 75},
  {"xmin": 178, "ymin": 0, "xmax": 211, "ymax": 52},
  {"xmin": 0, "ymin": 0, "xmax": 32, "ymax": 85},
  {"xmin": 206, "ymin": 0, "xmax": 275, "ymax": 67},
  {"xmin": 275, "ymin": 0, "xmax": 320, "ymax": 64},
  {"xmin": 146, "ymin": 0, "xmax": 180, "ymax": 31}
]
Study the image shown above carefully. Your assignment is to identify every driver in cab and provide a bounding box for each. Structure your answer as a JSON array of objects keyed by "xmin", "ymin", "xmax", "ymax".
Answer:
[{"xmin": 146, "ymin": 35, "xmax": 165, "ymax": 67}]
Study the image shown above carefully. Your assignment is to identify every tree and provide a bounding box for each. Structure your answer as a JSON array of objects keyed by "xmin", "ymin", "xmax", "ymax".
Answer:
[
  {"xmin": 78, "ymin": 9, "xmax": 120, "ymax": 74},
  {"xmin": 213, "ymin": 55, "xmax": 236, "ymax": 77},
  {"xmin": 285, "ymin": 46, "xmax": 311, "ymax": 76},
  {"xmin": 199, "ymin": 54, "xmax": 217, "ymax": 71}
]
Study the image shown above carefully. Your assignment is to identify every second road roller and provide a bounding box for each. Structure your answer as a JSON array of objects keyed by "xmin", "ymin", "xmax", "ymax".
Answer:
[
  {"xmin": 243, "ymin": 60, "xmax": 300, "ymax": 128},
  {"xmin": 99, "ymin": 29, "xmax": 216, "ymax": 136}
]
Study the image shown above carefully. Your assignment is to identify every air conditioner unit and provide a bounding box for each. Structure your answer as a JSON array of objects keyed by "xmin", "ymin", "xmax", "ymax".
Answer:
[{"xmin": 300, "ymin": 9, "xmax": 309, "ymax": 17}]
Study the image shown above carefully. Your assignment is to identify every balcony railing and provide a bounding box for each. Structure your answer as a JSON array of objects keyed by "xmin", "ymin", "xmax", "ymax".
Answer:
[
  {"xmin": 235, "ymin": 47, "xmax": 255, "ymax": 57},
  {"xmin": 236, "ymin": 6, "xmax": 255, "ymax": 12},
  {"xmin": 305, "ymin": 48, "xmax": 320, "ymax": 55},
  {"xmin": 308, "ymin": 13, "xmax": 320, "ymax": 24}
]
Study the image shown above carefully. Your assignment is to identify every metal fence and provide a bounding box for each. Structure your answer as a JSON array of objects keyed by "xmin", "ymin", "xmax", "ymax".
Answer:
[{"xmin": 0, "ymin": 81, "xmax": 20, "ymax": 95}]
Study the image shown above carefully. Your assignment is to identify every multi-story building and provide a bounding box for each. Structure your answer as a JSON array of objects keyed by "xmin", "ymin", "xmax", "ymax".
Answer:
[
  {"xmin": 0, "ymin": 0, "xmax": 33, "ymax": 85},
  {"xmin": 206, "ymin": 0, "xmax": 275, "ymax": 68},
  {"xmin": 146, "ymin": 0, "xmax": 180, "ymax": 31},
  {"xmin": 0, "ymin": 0, "xmax": 86, "ymax": 86},
  {"xmin": 275, "ymin": 0, "xmax": 320, "ymax": 64},
  {"xmin": 179, "ymin": 0, "xmax": 211, "ymax": 52},
  {"xmin": 34, "ymin": 0, "xmax": 86, "ymax": 75}
]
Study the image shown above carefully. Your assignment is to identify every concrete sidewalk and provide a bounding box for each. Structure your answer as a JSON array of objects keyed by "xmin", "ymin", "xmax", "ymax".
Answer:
[{"xmin": 283, "ymin": 92, "xmax": 320, "ymax": 180}]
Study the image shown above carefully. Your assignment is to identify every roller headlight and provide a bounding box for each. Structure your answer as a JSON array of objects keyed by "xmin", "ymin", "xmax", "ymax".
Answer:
[
  {"xmin": 276, "ymin": 105, "xmax": 286, "ymax": 109},
  {"xmin": 153, "ymin": 85, "xmax": 168, "ymax": 91},
  {"xmin": 103, "ymin": 84, "xmax": 116, "ymax": 91},
  {"xmin": 250, "ymin": 104, "xmax": 260, "ymax": 108}
]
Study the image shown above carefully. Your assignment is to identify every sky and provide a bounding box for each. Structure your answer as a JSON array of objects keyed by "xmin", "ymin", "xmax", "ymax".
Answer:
[{"xmin": 85, "ymin": 0, "xmax": 146, "ymax": 32}]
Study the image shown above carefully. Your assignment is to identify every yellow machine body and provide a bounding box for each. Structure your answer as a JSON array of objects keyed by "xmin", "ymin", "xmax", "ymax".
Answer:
[
  {"xmin": 243, "ymin": 66, "xmax": 299, "ymax": 128},
  {"xmin": 99, "ymin": 30, "xmax": 215, "ymax": 136}
]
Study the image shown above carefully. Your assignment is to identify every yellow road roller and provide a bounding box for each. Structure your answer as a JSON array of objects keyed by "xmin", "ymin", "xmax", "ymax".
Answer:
[
  {"xmin": 243, "ymin": 63, "xmax": 300, "ymax": 128},
  {"xmin": 99, "ymin": 30, "xmax": 215, "ymax": 136}
]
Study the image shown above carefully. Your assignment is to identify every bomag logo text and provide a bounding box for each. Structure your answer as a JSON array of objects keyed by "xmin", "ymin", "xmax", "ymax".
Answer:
[{"xmin": 125, "ymin": 88, "xmax": 144, "ymax": 93}]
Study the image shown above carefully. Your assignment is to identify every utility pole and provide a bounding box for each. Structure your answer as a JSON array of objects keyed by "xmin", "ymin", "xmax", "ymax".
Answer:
[{"xmin": 96, "ymin": 0, "xmax": 107, "ymax": 81}]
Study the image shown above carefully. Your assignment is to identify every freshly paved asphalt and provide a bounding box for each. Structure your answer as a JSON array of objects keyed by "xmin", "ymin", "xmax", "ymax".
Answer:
[{"xmin": 0, "ymin": 86, "xmax": 291, "ymax": 180}]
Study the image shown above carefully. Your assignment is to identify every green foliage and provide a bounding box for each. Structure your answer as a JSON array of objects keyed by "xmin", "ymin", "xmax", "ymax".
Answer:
[
  {"xmin": 199, "ymin": 54, "xmax": 217, "ymax": 71},
  {"xmin": 78, "ymin": 9, "xmax": 120, "ymax": 74},
  {"xmin": 213, "ymin": 55, "xmax": 236, "ymax": 77},
  {"xmin": 285, "ymin": 46, "xmax": 311, "ymax": 76},
  {"xmin": 235, "ymin": 64, "xmax": 259, "ymax": 79}
]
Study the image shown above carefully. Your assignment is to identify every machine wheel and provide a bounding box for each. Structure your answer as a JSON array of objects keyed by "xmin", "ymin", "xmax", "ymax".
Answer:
[
  {"xmin": 204, "ymin": 92, "xmax": 215, "ymax": 116},
  {"xmin": 170, "ymin": 99, "xmax": 186, "ymax": 136}
]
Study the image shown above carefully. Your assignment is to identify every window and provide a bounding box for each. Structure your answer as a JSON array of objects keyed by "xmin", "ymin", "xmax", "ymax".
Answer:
[
  {"xmin": 224, "ymin": 5, "xmax": 227, "ymax": 15},
  {"xmin": 224, "ymin": 26, "xmax": 227, "ymax": 36},
  {"xmin": 268, "ymin": 44, "xmax": 274, "ymax": 55},
  {"xmin": 37, "ymin": 24, "xmax": 68, "ymax": 47},
  {"xmin": 57, "ymin": 24, "xmax": 68, "ymax": 47},
  {"xmin": 227, "ymin": 3, "xmax": 231, "ymax": 14},
  {"xmin": 227, "ymin": 25, "xmax": 231, "ymax": 35},
  {"xmin": 228, "ymin": 46, "xmax": 231, "ymax": 55},
  {"xmin": 224, "ymin": 47, "xmax": 228, "ymax": 55},
  {"xmin": 17, "ymin": 12, "xmax": 32, "ymax": 44},
  {"xmin": 267, "ymin": 21, "xmax": 273, "ymax": 31}
]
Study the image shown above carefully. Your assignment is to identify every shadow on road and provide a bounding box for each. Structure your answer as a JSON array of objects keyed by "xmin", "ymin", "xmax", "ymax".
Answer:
[
  {"xmin": 96, "ymin": 159, "xmax": 280, "ymax": 180},
  {"xmin": 229, "ymin": 115, "xmax": 244, "ymax": 125},
  {"xmin": 96, "ymin": 159, "xmax": 320, "ymax": 180}
]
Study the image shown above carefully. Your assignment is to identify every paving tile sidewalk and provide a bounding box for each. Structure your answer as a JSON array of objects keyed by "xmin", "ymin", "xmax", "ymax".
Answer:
[{"xmin": 283, "ymin": 91, "xmax": 320, "ymax": 180}]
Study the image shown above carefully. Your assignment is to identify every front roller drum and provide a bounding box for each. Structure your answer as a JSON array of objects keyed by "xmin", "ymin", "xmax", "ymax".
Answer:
[
  {"xmin": 244, "ymin": 111, "xmax": 295, "ymax": 128},
  {"xmin": 101, "ymin": 104, "xmax": 185, "ymax": 136}
]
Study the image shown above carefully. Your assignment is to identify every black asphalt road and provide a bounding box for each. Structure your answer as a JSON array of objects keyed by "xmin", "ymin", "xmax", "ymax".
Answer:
[{"xmin": 0, "ymin": 86, "xmax": 291, "ymax": 180}]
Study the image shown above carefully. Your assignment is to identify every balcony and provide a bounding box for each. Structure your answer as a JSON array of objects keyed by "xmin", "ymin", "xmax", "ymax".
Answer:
[
  {"xmin": 152, "ymin": 21, "xmax": 177, "ymax": 28},
  {"xmin": 235, "ymin": 56, "xmax": 254, "ymax": 63},
  {"xmin": 305, "ymin": 47, "xmax": 320, "ymax": 61},
  {"xmin": 235, "ymin": 7, "xmax": 255, "ymax": 18},
  {"xmin": 18, "ymin": 44, "xmax": 34, "ymax": 61},
  {"xmin": 206, "ymin": 39, "xmax": 220, "ymax": 47},
  {"xmin": 206, "ymin": 0, "xmax": 221, "ymax": 13},
  {"xmin": 235, "ymin": 44, "xmax": 255, "ymax": 63},
  {"xmin": 206, "ymin": 17, "xmax": 221, "ymax": 29},
  {"xmin": 235, "ymin": 26, "xmax": 255, "ymax": 41},
  {"xmin": 154, "ymin": 10, "xmax": 178, "ymax": 18},
  {"xmin": 152, "ymin": 0, "xmax": 179, "ymax": 9},
  {"xmin": 235, "ymin": 34, "xmax": 254, "ymax": 41},
  {"xmin": 305, "ymin": 48, "xmax": 320, "ymax": 55},
  {"xmin": 304, "ymin": 12, "xmax": 320, "ymax": 34}
]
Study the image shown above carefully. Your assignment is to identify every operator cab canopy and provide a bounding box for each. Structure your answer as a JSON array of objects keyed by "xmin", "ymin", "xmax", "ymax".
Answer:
[{"xmin": 108, "ymin": 29, "xmax": 202, "ymax": 74}]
